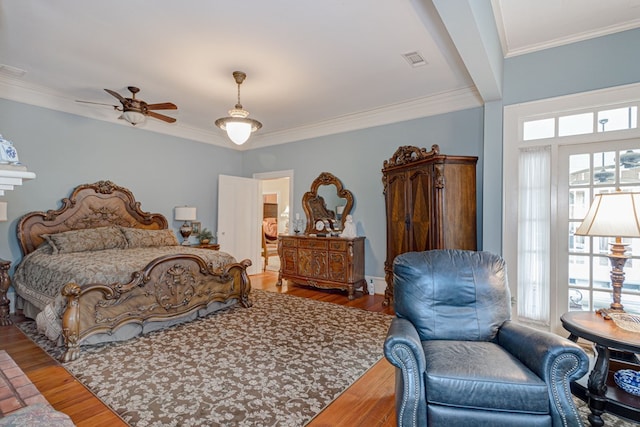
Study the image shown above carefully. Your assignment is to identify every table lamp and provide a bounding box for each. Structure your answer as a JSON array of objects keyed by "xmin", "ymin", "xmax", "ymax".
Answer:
[
  {"xmin": 574, "ymin": 190, "xmax": 640, "ymax": 318},
  {"xmin": 174, "ymin": 206, "xmax": 197, "ymax": 245}
]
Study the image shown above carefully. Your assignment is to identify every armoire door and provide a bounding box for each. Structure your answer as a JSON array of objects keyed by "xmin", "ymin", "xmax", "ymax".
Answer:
[
  {"xmin": 407, "ymin": 167, "xmax": 435, "ymax": 251},
  {"xmin": 385, "ymin": 172, "xmax": 410, "ymax": 263}
]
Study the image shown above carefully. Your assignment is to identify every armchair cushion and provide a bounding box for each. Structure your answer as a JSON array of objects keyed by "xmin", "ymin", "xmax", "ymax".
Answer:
[
  {"xmin": 393, "ymin": 250, "xmax": 510, "ymax": 342},
  {"xmin": 424, "ymin": 340, "xmax": 548, "ymax": 413}
]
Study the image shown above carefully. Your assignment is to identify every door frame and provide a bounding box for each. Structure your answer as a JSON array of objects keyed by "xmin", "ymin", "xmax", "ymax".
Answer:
[{"xmin": 253, "ymin": 169, "xmax": 295, "ymax": 229}]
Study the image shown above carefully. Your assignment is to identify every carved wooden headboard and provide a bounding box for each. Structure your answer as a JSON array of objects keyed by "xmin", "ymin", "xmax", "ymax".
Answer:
[{"xmin": 17, "ymin": 180, "xmax": 168, "ymax": 256}]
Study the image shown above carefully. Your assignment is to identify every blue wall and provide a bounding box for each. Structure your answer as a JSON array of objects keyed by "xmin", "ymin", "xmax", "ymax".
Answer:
[
  {"xmin": 0, "ymin": 99, "xmax": 483, "ymax": 280},
  {"xmin": 0, "ymin": 100, "xmax": 242, "ymax": 262},
  {"xmin": 504, "ymin": 28, "xmax": 640, "ymax": 106},
  {"xmin": 243, "ymin": 107, "xmax": 484, "ymax": 277}
]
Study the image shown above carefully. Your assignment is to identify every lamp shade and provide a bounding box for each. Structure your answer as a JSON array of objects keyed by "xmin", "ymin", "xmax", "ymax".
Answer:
[
  {"xmin": 0, "ymin": 202, "xmax": 6, "ymax": 222},
  {"xmin": 575, "ymin": 192, "xmax": 640, "ymax": 237},
  {"xmin": 174, "ymin": 206, "xmax": 197, "ymax": 221},
  {"xmin": 120, "ymin": 110, "xmax": 146, "ymax": 126}
]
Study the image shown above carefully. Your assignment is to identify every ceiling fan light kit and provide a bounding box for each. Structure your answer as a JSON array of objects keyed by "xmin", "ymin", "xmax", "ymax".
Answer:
[
  {"xmin": 215, "ymin": 71, "xmax": 262, "ymax": 145},
  {"xmin": 120, "ymin": 110, "xmax": 146, "ymax": 126}
]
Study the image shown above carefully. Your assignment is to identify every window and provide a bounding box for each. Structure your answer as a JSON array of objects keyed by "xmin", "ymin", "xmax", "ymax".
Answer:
[
  {"xmin": 504, "ymin": 83, "xmax": 640, "ymax": 334},
  {"xmin": 524, "ymin": 118, "xmax": 554, "ymax": 141},
  {"xmin": 523, "ymin": 105, "xmax": 637, "ymax": 141},
  {"xmin": 566, "ymin": 149, "xmax": 640, "ymax": 315},
  {"xmin": 559, "ymin": 113, "xmax": 593, "ymax": 137},
  {"xmin": 517, "ymin": 147, "xmax": 550, "ymax": 323}
]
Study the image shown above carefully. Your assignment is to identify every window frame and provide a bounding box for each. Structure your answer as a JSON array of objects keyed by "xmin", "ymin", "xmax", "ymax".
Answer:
[{"xmin": 503, "ymin": 82, "xmax": 640, "ymax": 334}]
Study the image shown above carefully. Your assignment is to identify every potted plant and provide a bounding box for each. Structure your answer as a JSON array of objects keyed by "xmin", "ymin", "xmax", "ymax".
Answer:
[{"xmin": 198, "ymin": 228, "xmax": 214, "ymax": 245}]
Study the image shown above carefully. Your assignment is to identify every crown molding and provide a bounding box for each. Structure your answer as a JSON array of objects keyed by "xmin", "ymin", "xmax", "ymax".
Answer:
[
  {"xmin": 504, "ymin": 20, "xmax": 640, "ymax": 58},
  {"xmin": 0, "ymin": 76, "xmax": 481, "ymax": 151},
  {"xmin": 245, "ymin": 87, "xmax": 482, "ymax": 151}
]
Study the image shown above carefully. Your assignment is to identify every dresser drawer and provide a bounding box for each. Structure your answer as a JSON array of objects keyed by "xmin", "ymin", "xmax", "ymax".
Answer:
[
  {"xmin": 281, "ymin": 238, "xmax": 297, "ymax": 248},
  {"xmin": 328, "ymin": 240, "xmax": 347, "ymax": 251},
  {"xmin": 298, "ymin": 239, "xmax": 328, "ymax": 249}
]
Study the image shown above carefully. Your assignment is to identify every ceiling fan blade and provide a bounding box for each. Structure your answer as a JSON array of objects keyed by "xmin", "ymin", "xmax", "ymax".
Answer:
[
  {"xmin": 147, "ymin": 111, "xmax": 177, "ymax": 123},
  {"xmin": 104, "ymin": 89, "xmax": 126, "ymax": 103},
  {"xmin": 76, "ymin": 100, "xmax": 119, "ymax": 108},
  {"xmin": 146, "ymin": 102, "xmax": 177, "ymax": 111}
]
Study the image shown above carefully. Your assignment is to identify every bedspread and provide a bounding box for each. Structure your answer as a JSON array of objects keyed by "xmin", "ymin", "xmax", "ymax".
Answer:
[{"xmin": 13, "ymin": 245, "xmax": 236, "ymax": 312}]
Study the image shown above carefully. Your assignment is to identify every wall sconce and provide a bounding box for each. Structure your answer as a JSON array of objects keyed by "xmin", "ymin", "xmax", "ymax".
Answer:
[
  {"xmin": 174, "ymin": 206, "xmax": 197, "ymax": 245},
  {"xmin": 574, "ymin": 190, "xmax": 640, "ymax": 318}
]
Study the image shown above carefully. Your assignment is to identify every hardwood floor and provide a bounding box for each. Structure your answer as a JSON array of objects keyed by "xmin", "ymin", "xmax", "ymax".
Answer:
[
  {"xmin": 0, "ymin": 271, "xmax": 397, "ymax": 426},
  {"xmin": 0, "ymin": 317, "xmax": 128, "ymax": 426}
]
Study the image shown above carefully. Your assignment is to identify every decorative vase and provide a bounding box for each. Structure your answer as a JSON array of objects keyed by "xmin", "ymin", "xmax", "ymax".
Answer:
[{"xmin": 200, "ymin": 239, "xmax": 210, "ymax": 245}]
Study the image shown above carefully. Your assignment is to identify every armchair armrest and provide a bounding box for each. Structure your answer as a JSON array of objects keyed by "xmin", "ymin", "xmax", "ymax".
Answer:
[
  {"xmin": 384, "ymin": 317, "xmax": 427, "ymax": 427},
  {"xmin": 498, "ymin": 321, "xmax": 589, "ymax": 427}
]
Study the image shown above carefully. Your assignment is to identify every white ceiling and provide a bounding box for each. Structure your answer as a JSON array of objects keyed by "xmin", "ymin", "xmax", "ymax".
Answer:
[{"xmin": 1, "ymin": 0, "xmax": 639, "ymax": 150}]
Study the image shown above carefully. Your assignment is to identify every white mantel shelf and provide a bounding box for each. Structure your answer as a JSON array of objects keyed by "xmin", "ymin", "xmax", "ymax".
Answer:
[{"xmin": 0, "ymin": 167, "xmax": 36, "ymax": 195}]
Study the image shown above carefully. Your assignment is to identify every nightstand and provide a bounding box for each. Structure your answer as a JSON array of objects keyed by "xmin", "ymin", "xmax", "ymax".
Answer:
[{"xmin": 192, "ymin": 243, "xmax": 220, "ymax": 251}]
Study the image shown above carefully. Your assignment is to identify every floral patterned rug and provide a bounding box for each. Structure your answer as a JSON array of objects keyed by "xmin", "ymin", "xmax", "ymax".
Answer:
[{"xmin": 17, "ymin": 290, "xmax": 392, "ymax": 427}]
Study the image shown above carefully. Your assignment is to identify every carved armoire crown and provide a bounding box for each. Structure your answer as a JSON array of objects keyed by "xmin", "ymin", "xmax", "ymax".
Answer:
[{"xmin": 382, "ymin": 145, "xmax": 477, "ymax": 306}]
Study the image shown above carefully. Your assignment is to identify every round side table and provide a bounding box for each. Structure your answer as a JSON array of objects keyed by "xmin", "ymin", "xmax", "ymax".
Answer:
[{"xmin": 561, "ymin": 311, "xmax": 640, "ymax": 427}]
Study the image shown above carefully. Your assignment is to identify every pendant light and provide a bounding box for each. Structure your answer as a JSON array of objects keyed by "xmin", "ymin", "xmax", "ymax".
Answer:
[{"xmin": 215, "ymin": 71, "xmax": 262, "ymax": 145}]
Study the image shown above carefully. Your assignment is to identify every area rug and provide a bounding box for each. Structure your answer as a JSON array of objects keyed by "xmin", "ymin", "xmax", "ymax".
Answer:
[
  {"xmin": 17, "ymin": 289, "xmax": 392, "ymax": 427},
  {"xmin": 574, "ymin": 398, "xmax": 636, "ymax": 427}
]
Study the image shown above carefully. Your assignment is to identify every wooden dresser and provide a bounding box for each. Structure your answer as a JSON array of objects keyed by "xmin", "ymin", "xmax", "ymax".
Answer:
[
  {"xmin": 382, "ymin": 145, "xmax": 477, "ymax": 306},
  {"xmin": 277, "ymin": 235, "xmax": 366, "ymax": 300}
]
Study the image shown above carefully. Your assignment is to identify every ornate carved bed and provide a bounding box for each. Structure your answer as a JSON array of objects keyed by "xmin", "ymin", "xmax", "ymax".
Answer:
[{"xmin": 10, "ymin": 180, "xmax": 251, "ymax": 362}]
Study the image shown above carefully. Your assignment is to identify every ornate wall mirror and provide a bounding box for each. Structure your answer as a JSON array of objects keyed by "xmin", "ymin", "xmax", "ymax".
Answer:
[{"xmin": 302, "ymin": 172, "xmax": 354, "ymax": 235}]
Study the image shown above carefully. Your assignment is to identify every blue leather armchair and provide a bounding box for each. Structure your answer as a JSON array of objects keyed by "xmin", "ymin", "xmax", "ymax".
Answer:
[{"xmin": 383, "ymin": 250, "xmax": 589, "ymax": 427}]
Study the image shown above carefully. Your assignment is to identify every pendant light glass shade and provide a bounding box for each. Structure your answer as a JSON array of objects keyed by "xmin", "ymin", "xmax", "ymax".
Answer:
[
  {"xmin": 215, "ymin": 71, "xmax": 262, "ymax": 145},
  {"xmin": 225, "ymin": 121, "xmax": 252, "ymax": 145}
]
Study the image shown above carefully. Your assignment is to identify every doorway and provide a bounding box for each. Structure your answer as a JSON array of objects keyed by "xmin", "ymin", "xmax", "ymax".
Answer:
[{"xmin": 254, "ymin": 170, "xmax": 294, "ymax": 272}]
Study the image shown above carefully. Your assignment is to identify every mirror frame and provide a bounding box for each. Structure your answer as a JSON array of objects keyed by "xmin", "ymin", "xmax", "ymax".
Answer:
[{"xmin": 302, "ymin": 172, "xmax": 354, "ymax": 235}]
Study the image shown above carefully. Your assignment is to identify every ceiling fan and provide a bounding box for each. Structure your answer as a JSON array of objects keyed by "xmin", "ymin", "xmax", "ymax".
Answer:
[{"xmin": 77, "ymin": 86, "xmax": 177, "ymax": 126}]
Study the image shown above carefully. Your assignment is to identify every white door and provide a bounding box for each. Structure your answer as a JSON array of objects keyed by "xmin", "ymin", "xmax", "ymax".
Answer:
[{"xmin": 217, "ymin": 174, "xmax": 262, "ymax": 275}]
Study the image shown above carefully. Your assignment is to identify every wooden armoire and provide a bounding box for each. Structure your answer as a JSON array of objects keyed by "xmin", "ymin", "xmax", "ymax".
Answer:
[{"xmin": 382, "ymin": 145, "xmax": 477, "ymax": 306}]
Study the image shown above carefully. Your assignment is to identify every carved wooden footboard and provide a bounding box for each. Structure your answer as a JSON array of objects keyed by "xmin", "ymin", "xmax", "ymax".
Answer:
[{"xmin": 60, "ymin": 254, "xmax": 251, "ymax": 362}]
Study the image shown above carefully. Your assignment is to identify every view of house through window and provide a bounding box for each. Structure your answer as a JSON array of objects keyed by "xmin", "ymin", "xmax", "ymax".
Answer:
[{"xmin": 567, "ymin": 148, "xmax": 640, "ymax": 315}]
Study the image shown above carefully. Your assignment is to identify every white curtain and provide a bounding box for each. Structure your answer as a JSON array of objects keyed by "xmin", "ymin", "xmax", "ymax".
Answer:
[{"xmin": 517, "ymin": 146, "xmax": 551, "ymax": 324}]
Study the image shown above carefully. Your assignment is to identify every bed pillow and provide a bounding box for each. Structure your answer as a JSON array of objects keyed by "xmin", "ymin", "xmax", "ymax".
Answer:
[
  {"xmin": 42, "ymin": 226, "xmax": 128, "ymax": 254},
  {"xmin": 120, "ymin": 227, "xmax": 180, "ymax": 248}
]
